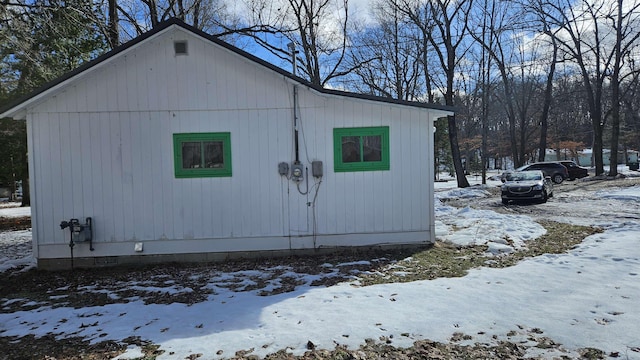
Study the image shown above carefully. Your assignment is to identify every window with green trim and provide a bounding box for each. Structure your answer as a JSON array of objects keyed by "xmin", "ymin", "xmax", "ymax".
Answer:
[
  {"xmin": 333, "ymin": 126, "xmax": 389, "ymax": 172},
  {"xmin": 173, "ymin": 133, "xmax": 232, "ymax": 178}
]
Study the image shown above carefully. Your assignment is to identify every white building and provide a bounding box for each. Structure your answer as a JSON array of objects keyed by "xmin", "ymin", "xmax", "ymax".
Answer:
[{"xmin": 0, "ymin": 19, "xmax": 453, "ymax": 270}]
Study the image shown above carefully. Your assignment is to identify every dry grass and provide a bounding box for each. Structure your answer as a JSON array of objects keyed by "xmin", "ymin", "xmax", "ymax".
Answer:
[
  {"xmin": 0, "ymin": 215, "xmax": 31, "ymax": 231},
  {"xmin": 358, "ymin": 220, "xmax": 601, "ymax": 286}
]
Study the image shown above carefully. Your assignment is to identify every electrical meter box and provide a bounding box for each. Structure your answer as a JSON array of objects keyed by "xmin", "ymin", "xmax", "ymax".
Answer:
[
  {"xmin": 291, "ymin": 163, "xmax": 304, "ymax": 182},
  {"xmin": 312, "ymin": 161, "xmax": 323, "ymax": 178},
  {"xmin": 278, "ymin": 162, "xmax": 289, "ymax": 176}
]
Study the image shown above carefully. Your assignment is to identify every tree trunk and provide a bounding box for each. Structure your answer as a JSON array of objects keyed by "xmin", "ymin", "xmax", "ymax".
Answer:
[
  {"xmin": 147, "ymin": 0, "xmax": 159, "ymax": 28},
  {"xmin": 593, "ymin": 121, "xmax": 604, "ymax": 174},
  {"xmin": 608, "ymin": 0, "xmax": 623, "ymax": 177},
  {"xmin": 479, "ymin": 0, "xmax": 491, "ymax": 185},
  {"xmin": 108, "ymin": 0, "xmax": 119, "ymax": 48},
  {"xmin": 193, "ymin": 0, "xmax": 201, "ymax": 28},
  {"xmin": 445, "ymin": 26, "xmax": 469, "ymax": 188},
  {"xmin": 177, "ymin": 0, "xmax": 186, "ymax": 20},
  {"xmin": 481, "ymin": 100, "xmax": 488, "ymax": 184},
  {"xmin": 518, "ymin": 110, "xmax": 527, "ymax": 165},
  {"xmin": 422, "ymin": 35, "xmax": 434, "ymax": 103},
  {"xmin": 508, "ymin": 111, "xmax": 519, "ymax": 167},
  {"xmin": 448, "ymin": 115, "xmax": 469, "ymax": 187},
  {"xmin": 538, "ymin": 34, "xmax": 557, "ymax": 162},
  {"xmin": 20, "ymin": 147, "xmax": 30, "ymax": 207}
]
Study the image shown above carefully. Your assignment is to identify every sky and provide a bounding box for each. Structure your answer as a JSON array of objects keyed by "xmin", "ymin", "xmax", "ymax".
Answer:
[{"xmin": 1, "ymin": 169, "xmax": 639, "ymax": 359}]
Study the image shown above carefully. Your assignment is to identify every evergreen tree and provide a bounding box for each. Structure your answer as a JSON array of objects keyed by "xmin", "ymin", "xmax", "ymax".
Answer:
[{"xmin": 0, "ymin": 0, "xmax": 108, "ymax": 205}]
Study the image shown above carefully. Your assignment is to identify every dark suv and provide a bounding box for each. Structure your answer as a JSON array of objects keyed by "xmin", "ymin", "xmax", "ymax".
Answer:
[
  {"xmin": 501, "ymin": 170, "xmax": 554, "ymax": 204},
  {"xmin": 514, "ymin": 162, "xmax": 569, "ymax": 184},
  {"xmin": 559, "ymin": 161, "xmax": 589, "ymax": 180}
]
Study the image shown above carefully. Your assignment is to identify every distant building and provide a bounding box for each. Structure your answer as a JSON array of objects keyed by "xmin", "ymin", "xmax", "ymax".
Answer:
[{"xmin": 578, "ymin": 149, "xmax": 638, "ymax": 167}]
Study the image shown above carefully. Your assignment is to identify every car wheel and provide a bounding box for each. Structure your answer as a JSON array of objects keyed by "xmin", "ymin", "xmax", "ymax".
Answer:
[
  {"xmin": 552, "ymin": 174, "xmax": 564, "ymax": 184},
  {"xmin": 502, "ymin": 198, "xmax": 509, "ymax": 205},
  {"xmin": 540, "ymin": 191, "xmax": 548, "ymax": 203}
]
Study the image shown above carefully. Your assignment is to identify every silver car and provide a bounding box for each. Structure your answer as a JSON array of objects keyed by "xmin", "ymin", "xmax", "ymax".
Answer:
[{"xmin": 501, "ymin": 170, "xmax": 553, "ymax": 204}]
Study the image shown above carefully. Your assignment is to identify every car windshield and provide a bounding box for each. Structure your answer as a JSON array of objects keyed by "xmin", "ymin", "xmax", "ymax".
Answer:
[{"xmin": 505, "ymin": 172, "xmax": 542, "ymax": 182}]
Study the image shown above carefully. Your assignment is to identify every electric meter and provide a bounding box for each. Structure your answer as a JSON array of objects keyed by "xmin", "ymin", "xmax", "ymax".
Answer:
[{"xmin": 292, "ymin": 163, "xmax": 304, "ymax": 182}]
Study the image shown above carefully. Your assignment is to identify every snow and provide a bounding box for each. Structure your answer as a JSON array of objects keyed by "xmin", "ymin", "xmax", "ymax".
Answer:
[
  {"xmin": 435, "ymin": 205, "xmax": 546, "ymax": 252},
  {"xmin": 0, "ymin": 230, "xmax": 35, "ymax": 272},
  {"xmin": 1, "ymin": 170, "xmax": 640, "ymax": 359},
  {"xmin": 597, "ymin": 186, "xmax": 640, "ymax": 201},
  {"xmin": 0, "ymin": 202, "xmax": 30, "ymax": 218}
]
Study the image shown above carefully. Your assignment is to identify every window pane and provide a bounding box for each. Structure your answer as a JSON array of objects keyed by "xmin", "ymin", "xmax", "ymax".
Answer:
[
  {"xmin": 342, "ymin": 136, "xmax": 361, "ymax": 163},
  {"xmin": 363, "ymin": 135, "xmax": 382, "ymax": 162},
  {"xmin": 174, "ymin": 133, "xmax": 232, "ymax": 178},
  {"xmin": 182, "ymin": 142, "xmax": 201, "ymax": 169},
  {"xmin": 204, "ymin": 141, "xmax": 224, "ymax": 168},
  {"xmin": 333, "ymin": 127, "xmax": 389, "ymax": 172}
]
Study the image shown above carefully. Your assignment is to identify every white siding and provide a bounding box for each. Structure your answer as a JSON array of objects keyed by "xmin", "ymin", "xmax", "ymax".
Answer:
[
  {"xmin": 24, "ymin": 25, "xmax": 445, "ymax": 260},
  {"xmin": 293, "ymin": 92, "xmax": 432, "ymax": 238}
]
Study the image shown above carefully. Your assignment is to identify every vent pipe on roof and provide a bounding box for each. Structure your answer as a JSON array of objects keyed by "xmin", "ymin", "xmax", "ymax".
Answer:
[{"xmin": 288, "ymin": 42, "xmax": 297, "ymax": 76}]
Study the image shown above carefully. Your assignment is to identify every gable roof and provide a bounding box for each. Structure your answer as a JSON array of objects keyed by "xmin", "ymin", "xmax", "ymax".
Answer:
[{"xmin": 0, "ymin": 18, "xmax": 454, "ymax": 119}]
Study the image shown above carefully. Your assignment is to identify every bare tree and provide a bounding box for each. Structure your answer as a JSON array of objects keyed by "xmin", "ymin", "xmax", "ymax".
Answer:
[
  {"xmin": 107, "ymin": 0, "xmax": 119, "ymax": 47},
  {"xmin": 469, "ymin": 0, "xmax": 497, "ymax": 182},
  {"xmin": 531, "ymin": 0, "xmax": 640, "ymax": 175},
  {"xmin": 0, "ymin": 0, "xmax": 109, "ymax": 206},
  {"xmin": 621, "ymin": 57, "xmax": 640, "ymax": 154},
  {"xmin": 606, "ymin": 0, "xmax": 640, "ymax": 176},
  {"xmin": 537, "ymin": 30, "xmax": 558, "ymax": 162},
  {"xmin": 241, "ymin": 0, "xmax": 355, "ymax": 86},
  {"xmin": 393, "ymin": 0, "xmax": 473, "ymax": 188},
  {"xmin": 346, "ymin": 0, "xmax": 423, "ymax": 100},
  {"xmin": 470, "ymin": 0, "xmax": 563, "ymax": 168},
  {"xmin": 113, "ymin": 0, "xmax": 236, "ymax": 41},
  {"xmin": 468, "ymin": 0, "xmax": 522, "ymax": 166}
]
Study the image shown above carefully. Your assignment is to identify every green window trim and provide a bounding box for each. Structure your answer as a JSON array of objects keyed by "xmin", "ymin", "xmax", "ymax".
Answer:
[
  {"xmin": 173, "ymin": 132, "xmax": 232, "ymax": 178},
  {"xmin": 333, "ymin": 126, "xmax": 390, "ymax": 172}
]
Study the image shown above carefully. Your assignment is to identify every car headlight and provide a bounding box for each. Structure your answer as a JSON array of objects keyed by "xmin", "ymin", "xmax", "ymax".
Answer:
[{"xmin": 533, "ymin": 184, "xmax": 543, "ymax": 190}]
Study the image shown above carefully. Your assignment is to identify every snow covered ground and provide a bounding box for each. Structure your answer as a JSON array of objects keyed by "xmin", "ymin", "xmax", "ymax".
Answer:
[
  {"xmin": 0, "ymin": 202, "xmax": 33, "ymax": 273},
  {"xmin": 1, "ymin": 168, "xmax": 639, "ymax": 359},
  {"xmin": 0, "ymin": 202, "xmax": 30, "ymax": 217}
]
